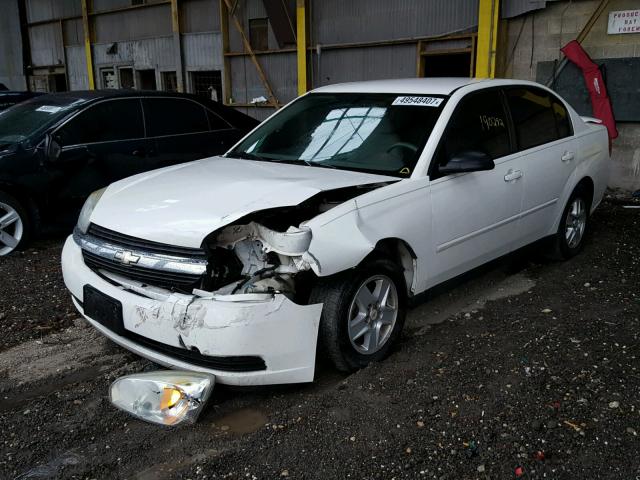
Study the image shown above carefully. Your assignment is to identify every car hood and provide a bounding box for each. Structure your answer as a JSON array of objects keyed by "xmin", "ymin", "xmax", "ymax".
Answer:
[{"xmin": 90, "ymin": 156, "xmax": 396, "ymax": 248}]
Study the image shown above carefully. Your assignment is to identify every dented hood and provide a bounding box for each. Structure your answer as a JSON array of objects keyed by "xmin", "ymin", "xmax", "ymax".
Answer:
[{"xmin": 90, "ymin": 156, "xmax": 395, "ymax": 248}]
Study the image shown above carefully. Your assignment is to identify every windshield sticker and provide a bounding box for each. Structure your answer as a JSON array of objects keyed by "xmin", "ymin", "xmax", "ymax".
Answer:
[
  {"xmin": 392, "ymin": 96, "xmax": 443, "ymax": 107},
  {"xmin": 36, "ymin": 105, "xmax": 64, "ymax": 114}
]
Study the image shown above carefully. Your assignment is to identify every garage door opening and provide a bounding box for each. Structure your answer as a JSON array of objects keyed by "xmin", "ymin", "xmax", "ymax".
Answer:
[{"xmin": 417, "ymin": 35, "xmax": 476, "ymax": 78}]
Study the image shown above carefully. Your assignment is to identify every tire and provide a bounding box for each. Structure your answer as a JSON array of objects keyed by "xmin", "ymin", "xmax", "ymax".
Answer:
[
  {"xmin": 0, "ymin": 191, "xmax": 30, "ymax": 256},
  {"xmin": 309, "ymin": 257, "xmax": 407, "ymax": 372},
  {"xmin": 549, "ymin": 186, "xmax": 590, "ymax": 260}
]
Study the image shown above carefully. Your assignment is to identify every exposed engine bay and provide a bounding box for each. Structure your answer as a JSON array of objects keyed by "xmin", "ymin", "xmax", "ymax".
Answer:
[{"xmin": 200, "ymin": 183, "xmax": 390, "ymax": 300}]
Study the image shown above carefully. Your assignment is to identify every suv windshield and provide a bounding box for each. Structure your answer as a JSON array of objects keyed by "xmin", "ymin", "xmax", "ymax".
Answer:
[
  {"xmin": 0, "ymin": 96, "xmax": 86, "ymax": 144},
  {"xmin": 228, "ymin": 93, "xmax": 446, "ymax": 177}
]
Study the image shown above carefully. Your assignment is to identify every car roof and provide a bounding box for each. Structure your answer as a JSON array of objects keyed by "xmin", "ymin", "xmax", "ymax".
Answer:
[
  {"xmin": 37, "ymin": 89, "xmax": 208, "ymax": 103},
  {"xmin": 309, "ymin": 77, "xmax": 547, "ymax": 95}
]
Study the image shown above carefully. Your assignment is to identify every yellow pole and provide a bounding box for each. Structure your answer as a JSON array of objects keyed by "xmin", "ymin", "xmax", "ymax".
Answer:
[
  {"xmin": 475, "ymin": 0, "xmax": 500, "ymax": 78},
  {"xmin": 296, "ymin": 0, "xmax": 307, "ymax": 95},
  {"xmin": 170, "ymin": 0, "xmax": 184, "ymax": 92},
  {"xmin": 81, "ymin": 0, "xmax": 95, "ymax": 89}
]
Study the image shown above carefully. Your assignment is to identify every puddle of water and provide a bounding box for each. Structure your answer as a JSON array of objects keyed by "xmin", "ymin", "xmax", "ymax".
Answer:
[{"xmin": 214, "ymin": 408, "xmax": 268, "ymax": 435}]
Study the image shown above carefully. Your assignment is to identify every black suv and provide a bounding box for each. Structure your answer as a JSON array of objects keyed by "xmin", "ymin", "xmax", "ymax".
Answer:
[
  {"xmin": 0, "ymin": 90, "xmax": 258, "ymax": 255},
  {"xmin": 0, "ymin": 91, "xmax": 44, "ymax": 111}
]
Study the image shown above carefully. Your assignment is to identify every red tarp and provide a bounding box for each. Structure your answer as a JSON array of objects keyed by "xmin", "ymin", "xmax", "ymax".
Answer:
[{"xmin": 560, "ymin": 40, "xmax": 618, "ymax": 140}]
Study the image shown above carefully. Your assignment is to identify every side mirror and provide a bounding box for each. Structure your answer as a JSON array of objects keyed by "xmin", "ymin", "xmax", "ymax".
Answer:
[
  {"xmin": 43, "ymin": 134, "xmax": 61, "ymax": 161},
  {"xmin": 438, "ymin": 150, "xmax": 494, "ymax": 175}
]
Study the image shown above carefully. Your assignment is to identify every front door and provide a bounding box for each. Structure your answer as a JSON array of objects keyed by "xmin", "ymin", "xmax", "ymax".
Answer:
[
  {"xmin": 51, "ymin": 98, "xmax": 150, "ymax": 211},
  {"xmin": 428, "ymin": 89, "xmax": 524, "ymax": 286}
]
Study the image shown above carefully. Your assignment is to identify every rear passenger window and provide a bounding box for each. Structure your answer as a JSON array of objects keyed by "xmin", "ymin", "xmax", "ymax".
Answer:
[
  {"xmin": 506, "ymin": 88, "xmax": 560, "ymax": 151},
  {"xmin": 206, "ymin": 109, "xmax": 231, "ymax": 130},
  {"xmin": 437, "ymin": 90, "xmax": 511, "ymax": 166},
  {"xmin": 551, "ymin": 96, "xmax": 572, "ymax": 139},
  {"xmin": 144, "ymin": 98, "xmax": 209, "ymax": 137},
  {"xmin": 57, "ymin": 99, "xmax": 143, "ymax": 145}
]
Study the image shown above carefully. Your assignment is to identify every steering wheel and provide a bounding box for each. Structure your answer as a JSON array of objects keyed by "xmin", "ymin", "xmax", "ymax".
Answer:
[{"xmin": 386, "ymin": 142, "xmax": 418, "ymax": 154}]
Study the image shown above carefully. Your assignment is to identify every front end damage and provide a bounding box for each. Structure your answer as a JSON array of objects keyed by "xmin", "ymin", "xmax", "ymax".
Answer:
[{"xmin": 62, "ymin": 184, "xmax": 388, "ymax": 385}]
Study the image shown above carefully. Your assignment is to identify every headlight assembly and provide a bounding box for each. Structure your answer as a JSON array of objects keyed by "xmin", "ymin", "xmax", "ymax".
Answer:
[{"xmin": 77, "ymin": 187, "xmax": 107, "ymax": 234}]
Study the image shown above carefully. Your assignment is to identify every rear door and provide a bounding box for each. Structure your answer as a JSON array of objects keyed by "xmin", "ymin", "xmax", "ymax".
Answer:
[
  {"xmin": 428, "ymin": 88, "xmax": 525, "ymax": 285},
  {"xmin": 504, "ymin": 87, "xmax": 576, "ymax": 246},
  {"xmin": 143, "ymin": 97, "xmax": 236, "ymax": 167},
  {"xmin": 52, "ymin": 98, "xmax": 150, "ymax": 208}
]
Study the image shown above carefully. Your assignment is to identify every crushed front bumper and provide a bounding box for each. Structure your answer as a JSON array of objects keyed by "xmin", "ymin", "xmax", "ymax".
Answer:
[{"xmin": 61, "ymin": 236, "xmax": 323, "ymax": 386}]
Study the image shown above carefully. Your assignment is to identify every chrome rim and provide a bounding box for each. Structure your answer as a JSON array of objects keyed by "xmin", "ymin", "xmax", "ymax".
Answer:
[
  {"xmin": 0, "ymin": 202, "xmax": 23, "ymax": 256},
  {"xmin": 347, "ymin": 275, "xmax": 398, "ymax": 355},
  {"xmin": 565, "ymin": 198, "xmax": 586, "ymax": 249}
]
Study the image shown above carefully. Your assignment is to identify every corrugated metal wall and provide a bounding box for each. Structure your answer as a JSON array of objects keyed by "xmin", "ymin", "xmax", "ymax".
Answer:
[
  {"xmin": 65, "ymin": 44, "xmax": 88, "ymax": 90},
  {"xmin": 312, "ymin": 0, "xmax": 479, "ymax": 44},
  {"xmin": 29, "ymin": 22, "xmax": 65, "ymax": 67},
  {"xmin": 93, "ymin": 37, "xmax": 176, "ymax": 71},
  {"xmin": 0, "ymin": 0, "xmax": 26, "ymax": 90},
  {"xmin": 181, "ymin": 0, "xmax": 221, "ymax": 33},
  {"xmin": 502, "ymin": 0, "xmax": 561, "ymax": 18},
  {"xmin": 183, "ymin": 33, "xmax": 224, "ymax": 70},
  {"xmin": 93, "ymin": 4, "xmax": 172, "ymax": 43},
  {"xmin": 25, "ymin": 0, "xmax": 80, "ymax": 23}
]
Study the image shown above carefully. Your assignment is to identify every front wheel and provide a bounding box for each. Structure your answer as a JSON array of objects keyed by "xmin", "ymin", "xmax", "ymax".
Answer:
[
  {"xmin": 549, "ymin": 187, "xmax": 590, "ymax": 260},
  {"xmin": 310, "ymin": 258, "xmax": 407, "ymax": 372},
  {"xmin": 0, "ymin": 192, "xmax": 30, "ymax": 256}
]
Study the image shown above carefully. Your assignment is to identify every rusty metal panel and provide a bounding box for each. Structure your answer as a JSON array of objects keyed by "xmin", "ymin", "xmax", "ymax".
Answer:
[
  {"xmin": 29, "ymin": 22, "xmax": 65, "ymax": 67},
  {"xmin": 63, "ymin": 18, "xmax": 83, "ymax": 46},
  {"xmin": 311, "ymin": 44, "xmax": 417, "ymax": 87},
  {"xmin": 181, "ymin": 0, "xmax": 220, "ymax": 33},
  {"xmin": 229, "ymin": 51, "xmax": 296, "ymax": 104},
  {"xmin": 0, "ymin": 0, "xmax": 26, "ymax": 90},
  {"xmin": 65, "ymin": 45, "xmax": 89, "ymax": 90},
  {"xmin": 26, "ymin": 0, "xmax": 81, "ymax": 23},
  {"xmin": 93, "ymin": 4, "xmax": 172, "ymax": 43},
  {"xmin": 312, "ymin": 0, "xmax": 479, "ymax": 44},
  {"xmin": 228, "ymin": 0, "xmax": 280, "ymax": 52},
  {"xmin": 93, "ymin": 37, "xmax": 176, "ymax": 71},
  {"xmin": 501, "ymin": 0, "xmax": 559, "ymax": 18},
  {"xmin": 183, "ymin": 33, "xmax": 224, "ymax": 70}
]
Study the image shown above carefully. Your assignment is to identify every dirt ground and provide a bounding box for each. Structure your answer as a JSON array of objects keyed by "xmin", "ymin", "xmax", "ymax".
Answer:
[{"xmin": 1, "ymin": 198, "xmax": 639, "ymax": 480}]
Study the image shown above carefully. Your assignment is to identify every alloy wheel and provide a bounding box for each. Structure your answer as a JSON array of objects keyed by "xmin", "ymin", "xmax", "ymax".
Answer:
[
  {"xmin": 565, "ymin": 197, "xmax": 586, "ymax": 249},
  {"xmin": 347, "ymin": 275, "xmax": 398, "ymax": 355},
  {"xmin": 0, "ymin": 202, "xmax": 23, "ymax": 256}
]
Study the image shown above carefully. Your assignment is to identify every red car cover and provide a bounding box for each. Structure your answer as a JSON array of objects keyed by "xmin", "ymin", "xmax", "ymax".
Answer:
[{"xmin": 560, "ymin": 40, "xmax": 618, "ymax": 140}]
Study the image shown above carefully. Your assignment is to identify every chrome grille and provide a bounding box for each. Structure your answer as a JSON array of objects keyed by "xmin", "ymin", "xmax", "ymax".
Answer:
[{"xmin": 77, "ymin": 225, "xmax": 207, "ymax": 294}]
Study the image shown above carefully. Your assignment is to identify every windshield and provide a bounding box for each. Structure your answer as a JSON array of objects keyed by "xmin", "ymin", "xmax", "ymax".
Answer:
[
  {"xmin": 228, "ymin": 93, "xmax": 446, "ymax": 177},
  {"xmin": 0, "ymin": 96, "xmax": 86, "ymax": 144}
]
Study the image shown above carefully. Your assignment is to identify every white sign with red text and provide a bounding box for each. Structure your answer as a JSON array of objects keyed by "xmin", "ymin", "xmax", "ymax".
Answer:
[{"xmin": 608, "ymin": 10, "xmax": 640, "ymax": 34}]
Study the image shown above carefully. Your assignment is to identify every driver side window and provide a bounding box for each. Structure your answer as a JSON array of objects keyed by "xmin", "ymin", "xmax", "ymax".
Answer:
[{"xmin": 436, "ymin": 90, "xmax": 511, "ymax": 167}]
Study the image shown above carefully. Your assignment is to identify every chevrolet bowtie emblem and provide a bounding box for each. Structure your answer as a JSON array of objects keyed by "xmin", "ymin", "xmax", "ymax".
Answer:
[{"xmin": 114, "ymin": 250, "xmax": 141, "ymax": 265}]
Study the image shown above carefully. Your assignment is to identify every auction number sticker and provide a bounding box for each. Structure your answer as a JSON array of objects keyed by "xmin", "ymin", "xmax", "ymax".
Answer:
[
  {"xmin": 36, "ymin": 105, "xmax": 63, "ymax": 114},
  {"xmin": 392, "ymin": 96, "xmax": 443, "ymax": 107}
]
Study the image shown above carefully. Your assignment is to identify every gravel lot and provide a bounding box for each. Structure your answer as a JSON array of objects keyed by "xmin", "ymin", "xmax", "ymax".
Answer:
[{"xmin": 0, "ymin": 198, "xmax": 638, "ymax": 480}]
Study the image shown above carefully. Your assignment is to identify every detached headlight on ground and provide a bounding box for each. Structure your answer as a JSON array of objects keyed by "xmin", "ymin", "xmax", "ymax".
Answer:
[
  {"xmin": 77, "ymin": 187, "xmax": 107, "ymax": 234},
  {"xmin": 109, "ymin": 371, "xmax": 215, "ymax": 426}
]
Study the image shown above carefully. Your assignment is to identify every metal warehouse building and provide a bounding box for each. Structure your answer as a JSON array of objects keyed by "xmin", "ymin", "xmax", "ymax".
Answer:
[{"xmin": 1, "ymin": 0, "xmax": 639, "ymax": 190}]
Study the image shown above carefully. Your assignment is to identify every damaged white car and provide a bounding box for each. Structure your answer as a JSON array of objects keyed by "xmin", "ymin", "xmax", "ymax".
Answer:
[{"xmin": 62, "ymin": 78, "xmax": 610, "ymax": 386}]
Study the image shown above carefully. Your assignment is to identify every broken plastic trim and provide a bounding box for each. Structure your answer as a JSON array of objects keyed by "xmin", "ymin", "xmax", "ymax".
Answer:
[{"xmin": 215, "ymin": 222, "xmax": 312, "ymax": 256}]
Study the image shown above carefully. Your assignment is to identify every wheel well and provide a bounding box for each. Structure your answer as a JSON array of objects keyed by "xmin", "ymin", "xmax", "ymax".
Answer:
[
  {"xmin": 575, "ymin": 176, "xmax": 594, "ymax": 210},
  {"xmin": 365, "ymin": 238, "xmax": 417, "ymax": 296}
]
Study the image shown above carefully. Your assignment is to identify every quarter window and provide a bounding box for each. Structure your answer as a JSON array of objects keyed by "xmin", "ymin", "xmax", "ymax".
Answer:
[
  {"xmin": 436, "ymin": 90, "xmax": 511, "ymax": 167},
  {"xmin": 56, "ymin": 99, "xmax": 144, "ymax": 145},
  {"xmin": 144, "ymin": 98, "xmax": 209, "ymax": 136},
  {"xmin": 506, "ymin": 88, "xmax": 561, "ymax": 151}
]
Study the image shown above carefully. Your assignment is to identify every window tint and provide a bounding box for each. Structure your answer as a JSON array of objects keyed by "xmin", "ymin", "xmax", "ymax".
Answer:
[
  {"xmin": 144, "ymin": 98, "xmax": 209, "ymax": 136},
  {"xmin": 56, "ymin": 99, "xmax": 143, "ymax": 145},
  {"xmin": 437, "ymin": 90, "xmax": 510, "ymax": 167},
  {"xmin": 506, "ymin": 88, "xmax": 559, "ymax": 151},
  {"xmin": 207, "ymin": 109, "xmax": 231, "ymax": 130},
  {"xmin": 551, "ymin": 95, "xmax": 572, "ymax": 139}
]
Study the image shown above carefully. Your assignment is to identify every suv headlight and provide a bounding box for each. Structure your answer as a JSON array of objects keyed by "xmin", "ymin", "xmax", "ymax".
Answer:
[{"xmin": 77, "ymin": 187, "xmax": 107, "ymax": 234}]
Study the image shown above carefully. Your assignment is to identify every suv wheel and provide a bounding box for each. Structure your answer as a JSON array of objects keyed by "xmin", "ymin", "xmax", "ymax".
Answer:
[
  {"xmin": 0, "ymin": 192, "xmax": 29, "ymax": 256},
  {"xmin": 310, "ymin": 258, "xmax": 407, "ymax": 372}
]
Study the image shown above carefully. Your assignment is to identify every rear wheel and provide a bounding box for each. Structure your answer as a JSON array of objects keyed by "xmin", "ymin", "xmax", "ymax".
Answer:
[
  {"xmin": 0, "ymin": 192, "xmax": 30, "ymax": 256},
  {"xmin": 310, "ymin": 258, "xmax": 407, "ymax": 372},
  {"xmin": 549, "ymin": 186, "xmax": 590, "ymax": 260}
]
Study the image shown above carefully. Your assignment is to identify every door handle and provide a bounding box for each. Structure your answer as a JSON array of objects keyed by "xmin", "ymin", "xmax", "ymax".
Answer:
[
  {"xmin": 504, "ymin": 169, "xmax": 523, "ymax": 182},
  {"xmin": 561, "ymin": 151, "xmax": 575, "ymax": 162},
  {"xmin": 132, "ymin": 148, "xmax": 146, "ymax": 157}
]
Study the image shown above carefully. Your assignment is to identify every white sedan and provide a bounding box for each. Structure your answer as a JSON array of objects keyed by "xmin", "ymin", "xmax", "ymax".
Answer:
[{"xmin": 62, "ymin": 78, "xmax": 609, "ymax": 386}]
